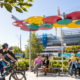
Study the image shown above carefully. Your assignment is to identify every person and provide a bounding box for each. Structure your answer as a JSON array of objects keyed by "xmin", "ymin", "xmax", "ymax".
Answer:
[
  {"xmin": 1, "ymin": 46, "xmax": 17, "ymax": 67},
  {"xmin": 0, "ymin": 43, "xmax": 16, "ymax": 80},
  {"xmin": 33, "ymin": 55, "xmax": 43, "ymax": 73},
  {"xmin": 43, "ymin": 56, "xmax": 49, "ymax": 75},
  {"xmin": 77, "ymin": 59, "xmax": 80, "ymax": 76},
  {"xmin": 69, "ymin": 53, "xmax": 77, "ymax": 78}
]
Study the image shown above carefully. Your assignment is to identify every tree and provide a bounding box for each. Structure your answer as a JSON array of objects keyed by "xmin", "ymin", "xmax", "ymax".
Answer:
[
  {"xmin": 12, "ymin": 46, "xmax": 21, "ymax": 54},
  {"xmin": 25, "ymin": 32, "xmax": 45, "ymax": 61},
  {"xmin": 65, "ymin": 45, "xmax": 80, "ymax": 54},
  {"xmin": 0, "ymin": 0, "xmax": 34, "ymax": 13},
  {"xmin": 21, "ymin": 51, "xmax": 26, "ymax": 58}
]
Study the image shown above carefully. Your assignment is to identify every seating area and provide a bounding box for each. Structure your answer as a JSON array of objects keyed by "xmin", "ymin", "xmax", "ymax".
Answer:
[
  {"xmin": 34, "ymin": 67, "xmax": 60, "ymax": 76},
  {"xmin": 36, "ymin": 67, "xmax": 60, "ymax": 76}
]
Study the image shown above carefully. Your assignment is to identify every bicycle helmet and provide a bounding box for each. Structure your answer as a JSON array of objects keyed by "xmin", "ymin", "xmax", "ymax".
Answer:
[
  {"xmin": 9, "ymin": 46, "xmax": 13, "ymax": 50},
  {"xmin": 2, "ymin": 43, "xmax": 8, "ymax": 49}
]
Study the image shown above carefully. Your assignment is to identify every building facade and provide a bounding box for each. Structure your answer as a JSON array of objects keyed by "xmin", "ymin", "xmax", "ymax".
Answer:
[{"xmin": 36, "ymin": 29, "xmax": 80, "ymax": 56}]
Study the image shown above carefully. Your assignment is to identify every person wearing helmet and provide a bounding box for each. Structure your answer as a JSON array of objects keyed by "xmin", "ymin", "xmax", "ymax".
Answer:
[
  {"xmin": 3, "ymin": 46, "xmax": 17, "ymax": 65},
  {"xmin": 2, "ymin": 46, "xmax": 17, "ymax": 67},
  {"xmin": 0, "ymin": 44, "xmax": 17, "ymax": 80},
  {"xmin": 0, "ymin": 43, "xmax": 10, "ymax": 80}
]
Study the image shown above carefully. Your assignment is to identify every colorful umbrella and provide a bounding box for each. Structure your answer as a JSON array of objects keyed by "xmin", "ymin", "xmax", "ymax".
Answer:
[
  {"xmin": 66, "ymin": 11, "xmax": 80, "ymax": 20},
  {"xmin": 43, "ymin": 16, "xmax": 62, "ymax": 23},
  {"xmin": 20, "ymin": 26, "xmax": 39, "ymax": 31},
  {"xmin": 25, "ymin": 16, "xmax": 44, "ymax": 25},
  {"xmin": 12, "ymin": 21, "xmax": 28, "ymax": 27}
]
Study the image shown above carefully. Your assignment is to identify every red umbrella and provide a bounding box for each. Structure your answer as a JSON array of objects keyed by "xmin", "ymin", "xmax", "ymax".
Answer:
[
  {"xmin": 39, "ymin": 26, "xmax": 53, "ymax": 30},
  {"xmin": 20, "ymin": 26, "xmax": 39, "ymax": 31},
  {"xmin": 43, "ymin": 16, "xmax": 62, "ymax": 23},
  {"xmin": 66, "ymin": 11, "xmax": 80, "ymax": 20},
  {"xmin": 12, "ymin": 21, "xmax": 29, "ymax": 27}
]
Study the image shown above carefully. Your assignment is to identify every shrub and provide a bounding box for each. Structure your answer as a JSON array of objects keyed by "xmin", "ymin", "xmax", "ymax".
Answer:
[
  {"xmin": 63, "ymin": 61, "xmax": 68, "ymax": 66},
  {"xmin": 57, "ymin": 61, "xmax": 62, "ymax": 64},
  {"xmin": 16, "ymin": 56, "xmax": 21, "ymax": 59},
  {"xmin": 17, "ymin": 60, "xmax": 29, "ymax": 69},
  {"xmin": 53, "ymin": 57, "xmax": 66, "ymax": 60}
]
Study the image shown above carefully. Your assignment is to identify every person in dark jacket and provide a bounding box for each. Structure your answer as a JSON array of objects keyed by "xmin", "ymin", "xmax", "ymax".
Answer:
[
  {"xmin": 1, "ymin": 46, "xmax": 17, "ymax": 67},
  {"xmin": 77, "ymin": 59, "xmax": 80, "ymax": 76},
  {"xmin": 43, "ymin": 56, "xmax": 49, "ymax": 75}
]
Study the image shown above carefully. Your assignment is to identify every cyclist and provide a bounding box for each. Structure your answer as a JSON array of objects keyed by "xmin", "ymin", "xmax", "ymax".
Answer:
[
  {"xmin": 2, "ymin": 46, "xmax": 17, "ymax": 67},
  {"xmin": 0, "ymin": 43, "xmax": 16, "ymax": 80}
]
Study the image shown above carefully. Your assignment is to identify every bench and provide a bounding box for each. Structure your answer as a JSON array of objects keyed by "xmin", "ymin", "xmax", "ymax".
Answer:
[{"xmin": 36, "ymin": 67, "xmax": 60, "ymax": 76}]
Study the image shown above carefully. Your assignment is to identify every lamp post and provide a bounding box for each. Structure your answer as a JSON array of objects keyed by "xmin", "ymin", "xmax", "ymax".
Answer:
[
  {"xmin": 29, "ymin": 31, "xmax": 31, "ymax": 71},
  {"xmin": 16, "ymin": 35, "xmax": 22, "ymax": 54},
  {"xmin": 72, "ymin": 46, "xmax": 74, "ymax": 53},
  {"xmin": 16, "ymin": 35, "xmax": 19, "ymax": 47},
  {"xmin": 60, "ymin": 27, "xmax": 64, "ymax": 72}
]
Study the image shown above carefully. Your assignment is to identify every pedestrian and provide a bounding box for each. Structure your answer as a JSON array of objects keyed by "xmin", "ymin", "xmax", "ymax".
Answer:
[{"xmin": 69, "ymin": 53, "xmax": 77, "ymax": 78}]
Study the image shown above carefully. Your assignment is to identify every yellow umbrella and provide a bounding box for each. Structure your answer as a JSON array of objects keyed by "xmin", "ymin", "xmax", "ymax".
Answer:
[
  {"xmin": 66, "ymin": 22, "xmax": 80, "ymax": 28},
  {"xmin": 25, "ymin": 16, "xmax": 44, "ymax": 25},
  {"xmin": 54, "ymin": 23, "xmax": 66, "ymax": 28}
]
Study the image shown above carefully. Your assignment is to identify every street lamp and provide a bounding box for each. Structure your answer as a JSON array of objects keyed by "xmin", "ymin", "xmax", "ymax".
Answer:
[
  {"xmin": 16, "ymin": 35, "xmax": 19, "ymax": 47},
  {"xmin": 72, "ymin": 46, "xmax": 74, "ymax": 53},
  {"xmin": 16, "ymin": 35, "xmax": 22, "ymax": 54}
]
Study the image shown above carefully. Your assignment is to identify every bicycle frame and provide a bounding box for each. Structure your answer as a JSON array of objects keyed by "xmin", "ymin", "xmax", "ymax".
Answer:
[{"xmin": 1, "ymin": 62, "xmax": 15, "ymax": 79}]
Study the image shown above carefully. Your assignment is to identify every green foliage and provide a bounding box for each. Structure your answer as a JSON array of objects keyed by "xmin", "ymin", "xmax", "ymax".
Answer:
[
  {"xmin": 12, "ymin": 46, "xmax": 21, "ymax": 54},
  {"xmin": 63, "ymin": 61, "xmax": 68, "ymax": 66},
  {"xmin": 50, "ymin": 60, "xmax": 68, "ymax": 69},
  {"xmin": 15, "ymin": 6, "xmax": 23, "ymax": 13},
  {"xmin": 4, "ymin": 3, "xmax": 12, "ymax": 12},
  {"xmin": 25, "ymin": 32, "xmax": 45, "ymax": 61},
  {"xmin": 18, "ymin": 60, "xmax": 29, "ymax": 69},
  {"xmin": 15, "ymin": 56, "xmax": 21, "ymax": 59},
  {"xmin": 53, "ymin": 57, "xmax": 66, "ymax": 60},
  {"xmin": 65, "ymin": 45, "xmax": 80, "ymax": 53},
  {"xmin": 0, "ymin": 0, "xmax": 34, "ymax": 13},
  {"xmin": 57, "ymin": 61, "xmax": 62, "ymax": 64}
]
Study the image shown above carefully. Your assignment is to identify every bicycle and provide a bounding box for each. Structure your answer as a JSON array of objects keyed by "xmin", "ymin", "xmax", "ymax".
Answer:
[
  {"xmin": 9, "ymin": 61, "xmax": 25, "ymax": 75},
  {"xmin": 2, "ymin": 60, "xmax": 25, "ymax": 75},
  {"xmin": 0, "ymin": 61, "xmax": 26, "ymax": 80}
]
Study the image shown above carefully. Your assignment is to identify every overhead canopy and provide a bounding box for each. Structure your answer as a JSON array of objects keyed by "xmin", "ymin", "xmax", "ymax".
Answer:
[
  {"xmin": 39, "ymin": 26, "xmax": 53, "ymax": 30},
  {"xmin": 43, "ymin": 16, "xmax": 62, "ymax": 23},
  {"xmin": 57, "ymin": 19, "xmax": 72, "ymax": 25},
  {"xmin": 66, "ymin": 22, "xmax": 80, "ymax": 28},
  {"xmin": 41, "ymin": 23, "xmax": 53, "ymax": 28},
  {"xmin": 27, "ymin": 25, "xmax": 39, "ymax": 29},
  {"xmin": 66, "ymin": 11, "xmax": 80, "ymax": 20},
  {"xmin": 54, "ymin": 23, "xmax": 66, "ymax": 27},
  {"xmin": 25, "ymin": 16, "xmax": 44, "ymax": 25},
  {"xmin": 12, "ymin": 11, "xmax": 80, "ymax": 31},
  {"xmin": 75, "ymin": 20, "xmax": 80, "ymax": 24},
  {"xmin": 12, "ymin": 21, "xmax": 29, "ymax": 27},
  {"xmin": 20, "ymin": 26, "xmax": 39, "ymax": 31}
]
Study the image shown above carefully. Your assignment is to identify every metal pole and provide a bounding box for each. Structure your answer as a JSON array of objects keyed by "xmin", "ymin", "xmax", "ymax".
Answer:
[
  {"xmin": 20, "ymin": 35, "xmax": 21, "ymax": 54},
  {"xmin": 16, "ymin": 35, "xmax": 19, "ymax": 47},
  {"xmin": 61, "ymin": 27, "xmax": 63, "ymax": 72},
  {"xmin": 29, "ymin": 31, "xmax": 31, "ymax": 71}
]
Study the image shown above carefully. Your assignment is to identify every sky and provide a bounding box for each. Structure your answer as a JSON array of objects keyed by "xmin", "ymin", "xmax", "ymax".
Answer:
[{"xmin": 0, "ymin": 0, "xmax": 80, "ymax": 50}]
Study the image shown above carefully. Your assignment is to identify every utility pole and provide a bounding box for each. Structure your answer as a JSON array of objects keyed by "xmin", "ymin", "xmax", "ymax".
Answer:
[
  {"xmin": 20, "ymin": 35, "xmax": 21, "ymax": 54},
  {"xmin": 29, "ymin": 31, "xmax": 31, "ymax": 71}
]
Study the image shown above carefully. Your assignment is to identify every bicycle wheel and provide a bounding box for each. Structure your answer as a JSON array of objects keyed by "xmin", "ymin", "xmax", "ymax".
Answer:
[
  {"xmin": 13, "ymin": 66, "xmax": 25, "ymax": 75},
  {"xmin": 9, "ymin": 71, "xmax": 26, "ymax": 80}
]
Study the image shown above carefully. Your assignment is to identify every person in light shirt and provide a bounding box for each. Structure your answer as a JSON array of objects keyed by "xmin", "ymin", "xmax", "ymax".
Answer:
[
  {"xmin": 33, "ymin": 55, "xmax": 43, "ymax": 73},
  {"xmin": 69, "ymin": 53, "xmax": 77, "ymax": 78}
]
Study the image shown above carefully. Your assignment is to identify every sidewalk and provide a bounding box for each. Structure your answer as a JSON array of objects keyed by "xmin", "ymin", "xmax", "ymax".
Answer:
[{"xmin": 6, "ymin": 72, "xmax": 80, "ymax": 80}]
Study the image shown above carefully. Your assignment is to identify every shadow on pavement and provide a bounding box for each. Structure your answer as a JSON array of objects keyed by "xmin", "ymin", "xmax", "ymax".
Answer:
[{"xmin": 37, "ymin": 73, "xmax": 70, "ymax": 77}]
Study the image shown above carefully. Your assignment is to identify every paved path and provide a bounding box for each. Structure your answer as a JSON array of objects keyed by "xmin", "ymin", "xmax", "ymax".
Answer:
[{"xmin": 6, "ymin": 72, "xmax": 80, "ymax": 80}]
